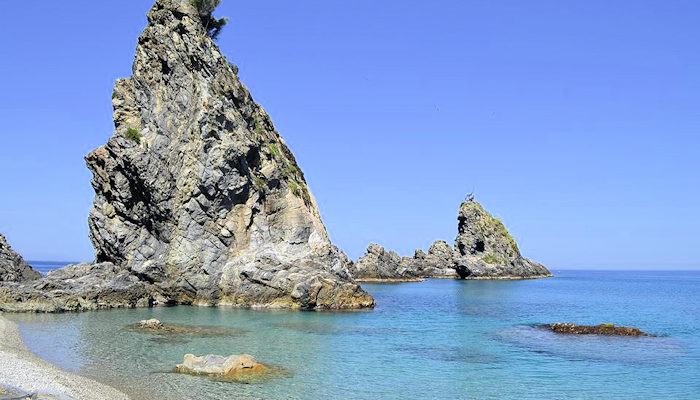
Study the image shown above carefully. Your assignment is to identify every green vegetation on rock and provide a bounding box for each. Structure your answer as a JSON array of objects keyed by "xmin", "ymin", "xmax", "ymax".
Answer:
[
  {"xmin": 266, "ymin": 143, "xmax": 280, "ymax": 158},
  {"xmin": 125, "ymin": 127, "xmax": 141, "ymax": 144},
  {"xmin": 190, "ymin": 0, "xmax": 228, "ymax": 40},
  {"xmin": 482, "ymin": 254, "xmax": 502, "ymax": 264}
]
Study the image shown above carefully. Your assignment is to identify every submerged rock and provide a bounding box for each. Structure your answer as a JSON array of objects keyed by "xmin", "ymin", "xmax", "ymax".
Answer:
[
  {"xmin": 545, "ymin": 323, "xmax": 650, "ymax": 337},
  {"xmin": 0, "ymin": 0, "xmax": 372, "ymax": 312},
  {"xmin": 175, "ymin": 354, "xmax": 279, "ymax": 382},
  {"xmin": 128, "ymin": 319, "xmax": 244, "ymax": 336},
  {"xmin": 350, "ymin": 197, "xmax": 550, "ymax": 281},
  {"xmin": 0, "ymin": 234, "xmax": 40, "ymax": 283}
]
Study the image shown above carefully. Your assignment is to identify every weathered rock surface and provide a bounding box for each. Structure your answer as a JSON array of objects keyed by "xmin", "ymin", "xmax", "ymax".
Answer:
[
  {"xmin": 545, "ymin": 323, "xmax": 650, "ymax": 337},
  {"xmin": 0, "ymin": 0, "xmax": 372, "ymax": 312},
  {"xmin": 0, "ymin": 263, "xmax": 159, "ymax": 312},
  {"xmin": 454, "ymin": 198, "xmax": 551, "ymax": 279},
  {"xmin": 350, "ymin": 198, "xmax": 550, "ymax": 281},
  {"xmin": 401, "ymin": 240, "xmax": 459, "ymax": 279},
  {"xmin": 349, "ymin": 241, "xmax": 458, "ymax": 281},
  {"xmin": 175, "ymin": 354, "xmax": 278, "ymax": 382},
  {"xmin": 349, "ymin": 244, "xmax": 422, "ymax": 282},
  {"xmin": 0, "ymin": 234, "xmax": 40, "ymax": 283}
]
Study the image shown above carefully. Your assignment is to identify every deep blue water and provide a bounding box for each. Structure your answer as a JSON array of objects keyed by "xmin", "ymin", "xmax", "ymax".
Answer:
[{"xmin": 10, "ymin": 270, "xmax": 700, "ymax": 399}]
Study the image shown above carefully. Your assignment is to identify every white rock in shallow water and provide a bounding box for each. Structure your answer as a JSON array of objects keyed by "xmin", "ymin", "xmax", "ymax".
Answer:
[
  {"xmin": 138, "ymin": 319, "xmax": 163, "ymax": 329},
  {"xmin": 176, "ymin": 354, "xmax": 267, "ymax": 376}
]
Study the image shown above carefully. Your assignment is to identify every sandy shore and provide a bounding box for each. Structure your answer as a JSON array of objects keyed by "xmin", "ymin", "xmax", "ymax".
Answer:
[{"xmin": 0, "ymin": 314, "xmax": 130, "ymax": 400}]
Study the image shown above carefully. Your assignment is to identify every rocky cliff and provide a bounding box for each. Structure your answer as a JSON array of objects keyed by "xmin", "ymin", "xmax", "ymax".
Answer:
[
  {"xmin": 0, "ymin": 0, "xmax": 372, "ymax": 312},
  {"xmin": 350, "ymin": 198, "xmax": 550, "ymax": 281},
  {"xmin": 0, "ymin": 234, "xmax": 40, "ymax": 283}
]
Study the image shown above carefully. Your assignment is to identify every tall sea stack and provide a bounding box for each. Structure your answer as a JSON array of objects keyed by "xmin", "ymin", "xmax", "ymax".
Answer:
[
  {"xmin": 0, "ymin": 0, "xmax": 372, "ymax": 312},
  {"xmin": 84, "ymin": 0, "xmax": 372, "ymax": 309}
]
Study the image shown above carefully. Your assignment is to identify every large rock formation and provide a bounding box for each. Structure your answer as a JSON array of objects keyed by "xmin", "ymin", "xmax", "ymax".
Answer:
[
  {"xmin": 350, "ymin": 198, "xmax": 551, "ymax": 281},
  {"xmin": 0, "ymin": 234, "xmax": 40, "ymax": 283},
  {"xmin": 349, "ymin": 241, "xmax": 458, "ymax": 281},
  {"xmin": 0, "ymin": 263, "xmax": 157, "ymax": 312},
  {"xmin": 350, "ymin": 244, "xmax": 421, "ymax": 282},
  {"xmin": 0, "ymin": 0, "xmax": 372, "ymax": 312},
  {"xmin": 454, "ymin": 199, "xmax": 550, "ymax": 279}
]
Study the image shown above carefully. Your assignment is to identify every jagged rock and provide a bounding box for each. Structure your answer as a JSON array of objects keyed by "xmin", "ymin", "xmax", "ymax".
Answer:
[
  {"xmin": 454, "ymin": 199, "xmax": 551, "ymax": 279},
  {"xmin": 0, "ymin": 234, "xmax": 40, "ymax": 283},
  {"xmin": 404, "ymin": 240, "xmax": 459, "ymax": 278},
  {"xmin": 350, "ymin": 198, "xmax": 550, "ymax": 281},
  {"xmin": 0, "ymin": 0, "xmax": 372, "ymax": 312},
  {"xmin": 349, "ymin": 244, "xmax": 422, "ymax": 282},
  {"xmin": 545, "ymin": 323, "xmax": 650, "ymax": 337},
  {"xmin": 0, "ymin": 263, "xmax": 160, "ymax": 312},
  {"xmin": 175, "ymin": 354, "xmax": 272, "ymax": 381}
]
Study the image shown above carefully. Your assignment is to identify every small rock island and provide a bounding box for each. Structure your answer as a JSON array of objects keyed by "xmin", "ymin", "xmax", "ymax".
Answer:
[{"xmin": 349, "ymin": 197, "xmax": 552, "ymax": 281}]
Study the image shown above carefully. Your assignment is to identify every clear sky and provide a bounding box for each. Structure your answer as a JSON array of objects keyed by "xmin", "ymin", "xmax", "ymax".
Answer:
[{"xmin": 0, "ymin": 0, "xmax": 698, "ymax": 269}]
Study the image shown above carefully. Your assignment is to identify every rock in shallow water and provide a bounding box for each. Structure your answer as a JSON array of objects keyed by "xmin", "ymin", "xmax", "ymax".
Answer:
[
  {"xmin": 175, "ymin": 354, "xmax": 277, "ymax": 382},
  {"xmin": 138, "ymin": 319, "xmax": 163, "ymax": 329},
  {"xmin": 545, "ymin": 323, "xmax": 651, "ymax": 337},
  {"xmin": 0, "ymin": 0, "xmax": 373, "ymax": 312}
]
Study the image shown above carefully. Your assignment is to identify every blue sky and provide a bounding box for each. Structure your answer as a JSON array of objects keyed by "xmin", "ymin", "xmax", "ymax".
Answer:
[{"xmin": 0, "ymin": 0, "xmax": 698, "ymax": 269}]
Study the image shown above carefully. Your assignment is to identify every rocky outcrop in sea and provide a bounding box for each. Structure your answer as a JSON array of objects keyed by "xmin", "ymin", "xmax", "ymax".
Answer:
[
  {"xmin": 350, "ymin": 198, "xmax": 551, "ymax": 281},
  {"xmin": 453, "ymin": 198, "xmax": 551, "ymax": 279},
  {"xmin": 0, "ymin": 234, "xmax": 40, "ymax": 283},
  {"xmin": 0, "ymin": 0, "xmax": 372, "ymax": 312}
]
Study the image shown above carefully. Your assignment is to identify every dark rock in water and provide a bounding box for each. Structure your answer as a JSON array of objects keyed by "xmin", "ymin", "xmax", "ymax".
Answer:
[
  {"xmin": 0, "ymin": 0, "xmax": 372, "ymax": 312},
  {"xmin": 454, "ymin": 199, "xmax": 551, "ymax": 279},
  {"xmin": 545, "ymin": 323, "xmax": 650, "ymax": 337},
  {"xmin": 0, "ymin": 234, "xmax": 40, "ymax": 283},
  {"xmin": 349, "ymin": 197, "xmax": 550, "ymax": 281}
]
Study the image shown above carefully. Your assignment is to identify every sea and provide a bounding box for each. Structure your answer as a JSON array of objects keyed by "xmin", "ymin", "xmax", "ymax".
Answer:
[{"xmin": 9, "ymin": 267, "xmax": 700, "ymax": 399}]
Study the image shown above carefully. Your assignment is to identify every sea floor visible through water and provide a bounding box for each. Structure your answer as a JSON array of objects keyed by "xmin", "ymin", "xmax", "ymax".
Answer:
[{"xmin": 9, "ymin": 270, "xmax": 700, "ymax": 399}]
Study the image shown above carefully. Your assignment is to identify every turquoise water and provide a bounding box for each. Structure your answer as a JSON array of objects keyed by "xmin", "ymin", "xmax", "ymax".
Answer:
[{"xmin": 10, "ymin": 270, "xmax": 700, "ymax": 399}]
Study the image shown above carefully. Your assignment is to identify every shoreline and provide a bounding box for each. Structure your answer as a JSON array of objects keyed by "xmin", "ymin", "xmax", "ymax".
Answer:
[{"xmin": 0, "ymin": 314, "xmax": 130, "ymax": 400}]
